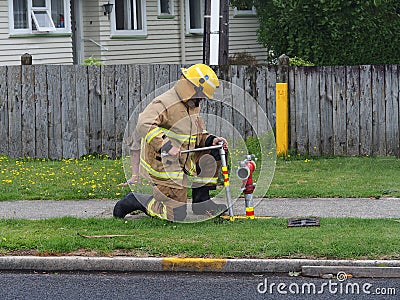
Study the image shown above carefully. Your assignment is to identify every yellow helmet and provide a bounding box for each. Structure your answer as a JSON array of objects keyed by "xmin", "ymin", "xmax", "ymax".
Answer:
[{"xmin": 181, "ymin": 64, "xmax": 219, "ymax": 99}]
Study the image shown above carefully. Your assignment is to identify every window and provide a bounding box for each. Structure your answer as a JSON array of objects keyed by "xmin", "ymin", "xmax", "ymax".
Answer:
[
  {"xmin": 9, "ymin": 0, "xmax": 69, "ymax": 34},
  {"xmin": 111, "ymin": 0, "xmax": 147, "ymax": 36},
  {"xmin": 186, "ymin": 0, "xmax": 204, "ymax": 34},
  {"xmin": 31, "ymin": 0, "xmax": 56, "ymax": 32},
  {"xmin": 158, "ymin": 0, "xmax": 174, "ymax": 16},
  {"xmin": 234, "ymin": 5, "xmax": 256, "ymax": 16}
]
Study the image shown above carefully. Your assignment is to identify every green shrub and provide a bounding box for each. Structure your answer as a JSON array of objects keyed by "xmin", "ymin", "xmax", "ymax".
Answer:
[
  {"xmin": 289, "ymin": 56, "xmax": 315, "ymax": 66},
  {"xmin": 82, "ymin": 56, "xmax": 103, "ymax": 66},
  {"xmin": 231, "ymin": 0, "xmax": 400, "ymax": 65}
]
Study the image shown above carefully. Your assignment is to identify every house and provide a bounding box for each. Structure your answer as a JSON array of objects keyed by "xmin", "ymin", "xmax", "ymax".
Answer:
[{"xmin": 1, "ymin": 0, "xmax": 267, "ymax": 65}]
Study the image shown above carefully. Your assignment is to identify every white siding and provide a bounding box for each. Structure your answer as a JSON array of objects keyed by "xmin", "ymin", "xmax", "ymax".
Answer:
[
  {"xmin": 0, "ymin": 0, "xmax": 73, "ymax": 66},
  {"xmin": 0, "ymin": 0, "xmax": 267, "ymax": 65},
  {"xmin": 96, "ymin": 0, "xmax": 266, "ymax": 65},
  {"xmin": 82, "ymin": 0, "xmax": 102, "ymax": 59},
  {"xmin": 100, "ymin": 0, "xmax": 184, "ymax": 64},
  {"xmin": 229, "ymin": 12, "xmax": 268, "ymax": 63}
]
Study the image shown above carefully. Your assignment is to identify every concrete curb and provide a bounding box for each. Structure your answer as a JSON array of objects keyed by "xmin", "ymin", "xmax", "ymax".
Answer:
[
  {"xmin": 302, "ymin": 265, "xmax": 400, "ymax": 278},
  {"xmin": 1, "ymin": 256, "xmax": 400, "ymax": 277}
]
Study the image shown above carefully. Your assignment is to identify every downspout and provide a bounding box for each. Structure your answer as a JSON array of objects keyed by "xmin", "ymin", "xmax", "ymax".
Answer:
[
  {"xmin": 209, "ymin": 0, "xmax": 220, "ymax": 65},
  {"xmin": 180, "ymin": 0, "xmax": 186, "ymax": 64}
]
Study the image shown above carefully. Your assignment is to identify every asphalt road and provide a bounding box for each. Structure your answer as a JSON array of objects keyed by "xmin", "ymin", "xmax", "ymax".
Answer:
[{"xmin": 0, "ymin": 271, "xmax": 398, "ymax": 300}]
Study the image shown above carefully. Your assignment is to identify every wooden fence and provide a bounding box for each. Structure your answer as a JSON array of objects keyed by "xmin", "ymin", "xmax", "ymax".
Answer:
[{"xmin": 0, "ymin": 64, "xmax": 399, "ymax": 159}]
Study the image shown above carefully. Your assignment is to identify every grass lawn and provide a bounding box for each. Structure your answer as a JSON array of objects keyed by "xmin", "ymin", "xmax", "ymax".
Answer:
[
  {"xmin": 0, "ymin": 154, "xmax": 127, "ymax": 200},
  {"xmin": 1, "ymin": 154, "xmax": 400, "ymax": 200},
  {"xmin": 1, "ymin": 217, "xmax": 399, "ymax": 260},
  {"xmin": 268, "ymin": 155, "xmax": 400, "ymax": 198},
  {"xmin": 1, "ymin": 154, "xmax": 399, "ymax": 259}
]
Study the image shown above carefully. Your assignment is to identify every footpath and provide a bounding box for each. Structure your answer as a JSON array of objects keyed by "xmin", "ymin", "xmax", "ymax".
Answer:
[{"xmin": 1, "ymin": 197, "xmax": 400, "ymax": 278}]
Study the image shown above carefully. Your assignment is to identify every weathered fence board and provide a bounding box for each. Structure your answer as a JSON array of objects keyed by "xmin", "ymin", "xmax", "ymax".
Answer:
[
  {"xmin": 35, "ymin": 65, "xmax": 48, "ymax": 158},
  {"xmin": 294, "ymin": 67, "xmax": 308, "ymax": 154},
  {"xmin": 154, "ymin": 64, "xmax": 170, "ymax": 97},
  {"xmin": 128, "ymin": 65, "xmax": 141, "ymax": 118},
  {"xmin": 126, "ymin": 64, "xmax": 141, "ymax": 157},
  {"xmin": 266, "ymin": 66, "xmax": 276, "ymax": 130},
  {"xmin": 21, "ymin": 65, "xmax": 35, "ymax": 157},
  {"xmin": 76, "ymin": 65, "xmax": 89, "ymax": 157},
  {"xmin": 332, "ymin": 66, "xmax": 347, "ymax": 155},
  {"xmin": 115, "ymin": 64, "xmax": 129, "ymax": 157},
  {"xmin": 7, "ymin": 66, "xmax": 22, "ymax": 158},
  {"xmin": 319, "ymin": 66, "xmax": 333, "ymax": 155},
  {"xmin": 232, "ymin": 65, "xmax": 247, "ymax": 144},
  {"xmin": 256, "ymin": 66, "xmax": 267, "ymax": 135},
  {"xmin": 61, "ymin": 65, "xmax": 78, "ymax": 158},
  {"xmin": 101, "ymin": 65, "xmax": 116, "ymax": 158},
  {"xmin": 372, "ymin": 65, "xmax": 386, "ymax": 156},
  {"xmin": 88, "ymin": 66, "xmax": 102, "ymax": 154},
  {"xmin": 359, "ymin": 65, "xmax": 373, "ymax": 156},
  {"xmin": 244, "ymin": 66, "xmax": 258, "ymax": 137},
  {"xmin": 288, "ymin": 65, "xmax": 296, "ymax": 151},
  {"xmin": 346, "ymin": 66, "xmax": 360, "ymax": 156},
  {"xmin": 0, "ymin": 67, "xmax": 8, "ymax": 155},
  {"xmin": 47, "ymin": 65, "xmax": 62, "ymax": 159},
  {"xmin": 307, "ymin": 67, "xmax": 320, "ymax": 156},
  {"xmin": 220, "ymin": 81, "xmax": 234, "ymax": 141},
  {"xmin": 0, "ymin": 64, "xmax": 399, "ymax": 159},
  {"xmin": 385, "ymin": 65, "xmax": 399, "ymax": 157}
]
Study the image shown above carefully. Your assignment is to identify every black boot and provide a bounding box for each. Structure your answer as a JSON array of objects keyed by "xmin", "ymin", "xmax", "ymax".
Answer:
[
  {"xmin": 191, "ymin": 186, "xmax": 227, "ymax": 216},
  {"xmin": 113, "ymin": 192, "xmax": 150, "ymax": 218},
  {"xmin": 173, "ymin": 204, "xmax": 187, "ymax": 222}
]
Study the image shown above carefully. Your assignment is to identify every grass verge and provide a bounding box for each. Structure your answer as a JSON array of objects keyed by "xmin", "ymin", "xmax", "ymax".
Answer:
[
  {"xmin": 268, "ymin": 155, "xmax": 400, "ymax": 198},
  {"xmin": 1, "ymin": 217, "xmax": 399, "ymax": 259}
]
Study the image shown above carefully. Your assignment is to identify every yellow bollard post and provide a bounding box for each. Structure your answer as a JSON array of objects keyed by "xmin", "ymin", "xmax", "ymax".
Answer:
[{"xmin": 276, "ymin": 83, "xmax": 288, "ymax": 156}]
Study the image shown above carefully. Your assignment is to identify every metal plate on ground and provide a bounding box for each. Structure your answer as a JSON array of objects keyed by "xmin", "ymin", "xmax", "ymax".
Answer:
[{"xmin": 287, "ymin": 217, "xmax": 320, "ymax": 227}]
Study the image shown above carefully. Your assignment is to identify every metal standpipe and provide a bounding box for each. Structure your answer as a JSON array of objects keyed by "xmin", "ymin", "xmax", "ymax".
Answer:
[{"xmin": 218, "ymin": 142, "xmax": 235, "ymax": 221}]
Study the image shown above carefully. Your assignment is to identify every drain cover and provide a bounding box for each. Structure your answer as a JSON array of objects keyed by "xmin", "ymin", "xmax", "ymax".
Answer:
[{"xmin": 288, "ymin": 217, "xmax": 320, "ymax": 227}]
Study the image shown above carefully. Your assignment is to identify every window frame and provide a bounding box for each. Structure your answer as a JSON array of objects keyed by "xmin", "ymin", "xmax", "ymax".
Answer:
[
  {"xmin": 9, "ymin": 0, "xmax": 70, "ymax": 35},
  {"xmin": 185, "ymin": 0, "xmax": 204, "ymax": 34},
  {"xmin": 110, "ymin": 0, "xmax": 147, "ymax": 37},
  {"xmin": 158, "ymin": 0, "xmax": 174, "ymax": 17},
  {"xmin": 31, "ymin": 8, "xmax": 56, "ymax": 32}
]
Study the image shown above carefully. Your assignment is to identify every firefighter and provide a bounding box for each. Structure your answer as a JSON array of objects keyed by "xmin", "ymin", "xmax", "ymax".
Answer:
[{"xmin": 114, "ymin": 63, "xmax": 228, "ymax": 222}]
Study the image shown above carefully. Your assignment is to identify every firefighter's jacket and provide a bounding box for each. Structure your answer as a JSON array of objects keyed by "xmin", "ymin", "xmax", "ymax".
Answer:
[{"xmin": 136, "ymin": 86, "xmax": 214, "ymax": 188}]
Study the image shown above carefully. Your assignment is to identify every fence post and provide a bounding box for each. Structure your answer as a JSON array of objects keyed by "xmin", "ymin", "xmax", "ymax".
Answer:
[
  {"xmin": 276, "ymin": 54, "xmax": 289, "ymax": 156},
  {"xmin": 21, "ymin": 53, "xmax": 32, "ymax": 65}
]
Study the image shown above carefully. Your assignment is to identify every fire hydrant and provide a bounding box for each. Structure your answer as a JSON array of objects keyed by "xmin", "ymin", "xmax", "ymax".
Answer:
[{"xmin": 237, "ymin": 155, "xmax": 257, "ymax": 219}]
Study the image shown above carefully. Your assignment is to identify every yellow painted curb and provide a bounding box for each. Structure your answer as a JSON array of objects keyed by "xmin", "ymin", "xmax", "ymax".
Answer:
[{"xmin": 162, "ymin": 258, "xmax": 227, "ymax": 272}]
